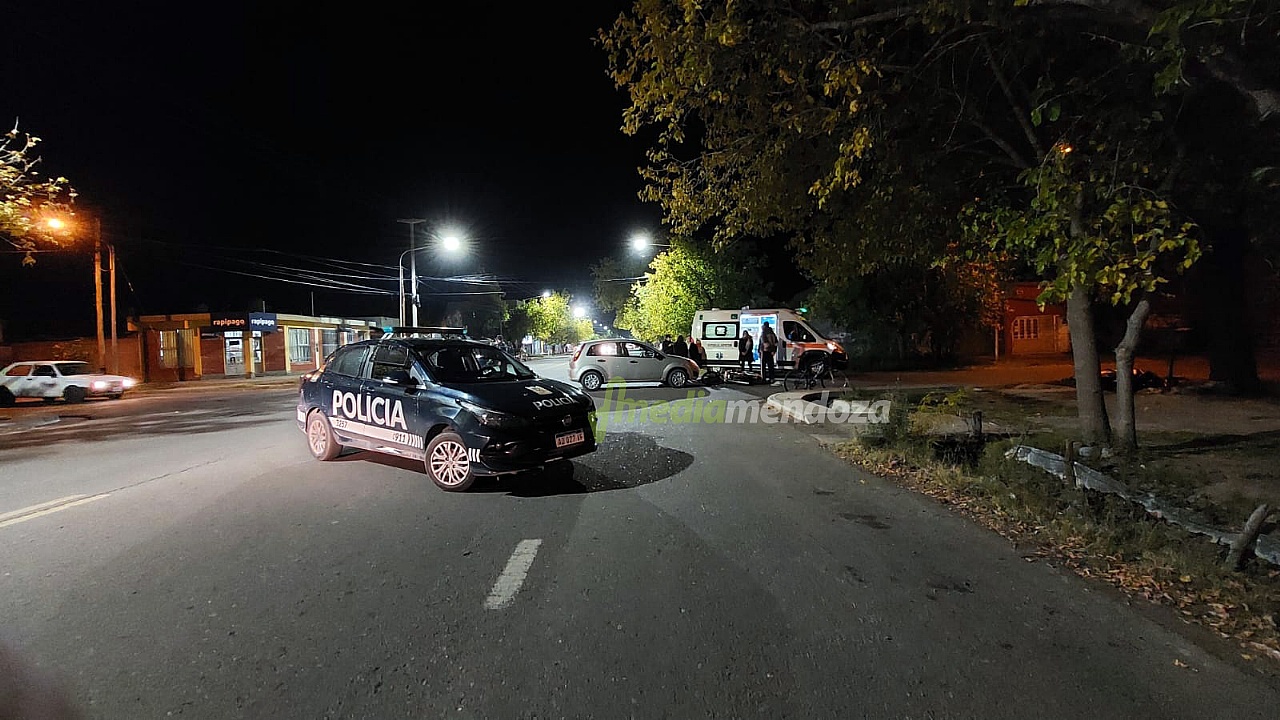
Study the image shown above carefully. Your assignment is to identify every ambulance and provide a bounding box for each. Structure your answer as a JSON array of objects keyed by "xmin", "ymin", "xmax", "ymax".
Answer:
[{"xmin": 691, "ymin": 308, "xmax": 845, "ymax": 370}]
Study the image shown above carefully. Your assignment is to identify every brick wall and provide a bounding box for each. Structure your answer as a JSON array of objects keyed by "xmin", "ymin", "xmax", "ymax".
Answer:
[
  {"xmin": 1, "ymin": 336, "xmax": 145, "ymax": 377},
  {"xmin": 201, "ymin": 336, "xmax": 224, "ymax": 376}
]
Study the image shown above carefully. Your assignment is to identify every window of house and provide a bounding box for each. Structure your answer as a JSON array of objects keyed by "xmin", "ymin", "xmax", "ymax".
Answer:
[
  {"xmin": 321, "ymin": 329, "xmax": 340, "ymax": 357},
  {"xmin": 159, "ymin": 329, "xmax": 197, "ymax": 368},
  {"xmin": 289, "ymin": 328, "xmax": 313, "ymax": 364},
  {"xmin": 1012, "ymin": 317, "xmax": 1041, "ymax": 340}
]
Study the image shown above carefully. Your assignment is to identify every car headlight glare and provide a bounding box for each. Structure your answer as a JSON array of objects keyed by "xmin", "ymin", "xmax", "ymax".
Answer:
[
  {"xmin": 123, "ymin": 378, "xmax": 137, "ymax": 388},
  {"xmin": 92, "ymin": 381, "xmax": 108, "ymax": 390},
  {"xmin": 459, "ymin": 400, "xmax": 528, "ymax": 429}
]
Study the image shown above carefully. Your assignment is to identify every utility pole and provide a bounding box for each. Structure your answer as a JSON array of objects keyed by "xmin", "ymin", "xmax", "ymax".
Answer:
[
  {"xmin": 109, "ymin": 243, "xmax": 118, "ymax": 374},
  {"xmin": 397, "ymin": 263, "xmax": 405, "ymax": 326},
  {"xmin": 93, "ymin": 217, "xmax": 106, "ymax": 373}
]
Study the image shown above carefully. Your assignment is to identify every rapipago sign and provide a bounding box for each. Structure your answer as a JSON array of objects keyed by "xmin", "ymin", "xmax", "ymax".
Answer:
[{"xmin": 205, "ymin": 312, "xmax": 277, "ymax": 333}]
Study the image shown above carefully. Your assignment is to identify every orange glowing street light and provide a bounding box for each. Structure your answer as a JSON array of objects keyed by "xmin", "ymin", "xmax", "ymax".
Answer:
[{"xmin": 42, "ymin": 213, "xmax": 117, "ymax": 374}]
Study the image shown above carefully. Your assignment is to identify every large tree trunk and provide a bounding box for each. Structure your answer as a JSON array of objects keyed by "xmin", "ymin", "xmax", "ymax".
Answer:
[
  {"xmin": 1115, "ymin": 297, "xmax": 1151, "ymax": 454},
  {"xmin": 1067, "ymin": 284, "xmax": 1112, "ymax": 445}
]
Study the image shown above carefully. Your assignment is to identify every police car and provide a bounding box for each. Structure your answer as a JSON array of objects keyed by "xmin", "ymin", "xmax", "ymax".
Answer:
[{"xmin": 297, "ymin": 331, "xmax": 597, "ymax": 491}]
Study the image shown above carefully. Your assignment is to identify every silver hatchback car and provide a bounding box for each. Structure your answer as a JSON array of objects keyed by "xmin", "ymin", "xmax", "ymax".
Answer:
[{"xmin": 569, "ymin": 338, "xmax": 699, "ymax": 390}]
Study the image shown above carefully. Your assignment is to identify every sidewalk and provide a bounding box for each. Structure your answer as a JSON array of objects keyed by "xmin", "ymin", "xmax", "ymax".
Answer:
[
  {"xmin": 852, "ymin": 351, "xmax": 1279, "ymax": 390},
  {"xmin": 133, "ymin": 374, "xmax": 301, "ymax": 395}
]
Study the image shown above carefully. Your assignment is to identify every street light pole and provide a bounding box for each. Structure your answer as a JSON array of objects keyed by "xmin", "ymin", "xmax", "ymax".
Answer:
[{"xmin": 396, "ymin": 218, "xmax": 427, "ymax": 326}]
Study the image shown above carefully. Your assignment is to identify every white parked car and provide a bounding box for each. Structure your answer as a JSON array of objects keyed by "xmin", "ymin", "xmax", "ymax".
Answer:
[
  {"xmin": 0, "ymin": 361, "xmax": 137, "ymax": 405},
  {"xmin": 568, "ymin": 338, "xmax": 699, "ymax": 390}
]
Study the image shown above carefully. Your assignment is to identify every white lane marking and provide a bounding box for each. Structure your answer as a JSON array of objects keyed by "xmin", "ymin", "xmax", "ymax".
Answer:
[
  {"xmin": 0, "ymin": 494, "xmax": 111, "ymax": 529},
  {"xmin": 0, "ymin": 495, "xmax": 87, "ymax": 523},
  {"xmin": 484, "ymin": 539, "xmax": 543, "ymax": 610}
]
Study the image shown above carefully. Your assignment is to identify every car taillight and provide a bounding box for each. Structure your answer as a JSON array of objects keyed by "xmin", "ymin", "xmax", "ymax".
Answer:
[{"xmin": 572, "ymin": 345, "xmax": 583, "ymax": 362}]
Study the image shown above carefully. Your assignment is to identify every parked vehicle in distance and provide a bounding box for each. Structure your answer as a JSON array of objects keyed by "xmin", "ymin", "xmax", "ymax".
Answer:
[
  {"xmin": 568, "ymin": 338, "xmax": 699, "ymax": 390},
  {"xmin": 0, "ymin": 361, "xmax": 137, "ymax": 405}
]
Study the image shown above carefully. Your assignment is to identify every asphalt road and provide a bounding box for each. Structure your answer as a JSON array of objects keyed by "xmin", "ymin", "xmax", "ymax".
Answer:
[{"xmin": 1, "ymin": 358, "xmax": 1277, "ymax": 718}]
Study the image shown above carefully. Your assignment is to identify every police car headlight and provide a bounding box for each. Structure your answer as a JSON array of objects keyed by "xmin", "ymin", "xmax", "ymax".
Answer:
[
  {"xmin": 122, "ymin": 378, "xmax": 137, "ymax": 388},
  {"xmin": 92, "ymin": 381, "xmax": 108, "ymax": 390},
  {"xmin": 458, "ymin": 400, "xmax": 529, "ymax": 429}
]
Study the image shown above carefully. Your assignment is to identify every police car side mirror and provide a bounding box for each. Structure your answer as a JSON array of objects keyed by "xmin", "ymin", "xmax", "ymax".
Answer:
[{"xmin": 380, "ymin": 369, "xmax": 415, "ymax": 386}]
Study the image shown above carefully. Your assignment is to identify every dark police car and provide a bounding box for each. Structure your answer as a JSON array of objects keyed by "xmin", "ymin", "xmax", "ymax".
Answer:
[{"xmin": 297, "ymin": 332, "xmax": 597, "ymax": 491}]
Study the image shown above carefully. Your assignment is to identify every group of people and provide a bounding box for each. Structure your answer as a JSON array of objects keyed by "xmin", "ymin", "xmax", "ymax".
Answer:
[
  {"xmin": 735, "ymin": 321, "xmax": 780, "ymax": 382},
  {"xmin": 655, "ymin": 321, "xmax": 783, "ymax": 382},
  {"xmin": 658, "ymin": 334, "xmax": 707, "ymax": 367}
]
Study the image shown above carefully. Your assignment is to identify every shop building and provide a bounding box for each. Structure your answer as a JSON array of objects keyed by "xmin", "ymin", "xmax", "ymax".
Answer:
[{"xmin": 129, "ymin": 312, "xmax": 392, "ymax": 382}]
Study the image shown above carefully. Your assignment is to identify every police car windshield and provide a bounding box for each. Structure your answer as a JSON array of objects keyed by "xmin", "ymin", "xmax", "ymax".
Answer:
[{"xmin": 421, "ymin": 345, "xmax": 536, "ymax": 384}]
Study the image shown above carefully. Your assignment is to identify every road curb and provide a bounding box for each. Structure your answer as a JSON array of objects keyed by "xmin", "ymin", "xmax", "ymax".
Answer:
[
  {"xmin": 133, "ymin": 379, "xmax": 300, "ymax": 395},
  {"xmin": 765, "ymin": 390, "xmax": 829, "ymax": 424}
]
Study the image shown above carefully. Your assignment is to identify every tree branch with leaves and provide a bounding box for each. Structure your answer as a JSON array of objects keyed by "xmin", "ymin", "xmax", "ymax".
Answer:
[{"xmin": 1, "ymin": 123, "xmax": 77, "ymax": 264}]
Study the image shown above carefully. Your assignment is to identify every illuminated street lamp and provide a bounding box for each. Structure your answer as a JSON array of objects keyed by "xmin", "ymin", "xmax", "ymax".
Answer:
[
  {"xmin": 630, "ymin": 233, "xmax": 670, "ymax": 255},
  {"xmin": 44, "ymin": 215, "xmax": 117, "ymax": 374},
  {"xmin": 396, "ymin": 220, "xmax": 468, "ymax": 326},
  {"xmin": 541, "ymin": 290, "xmax": 552, "ymax": 298},
  {"xmin": 573, "ymin": 305, "xmax": 588, "ymax": 319}
]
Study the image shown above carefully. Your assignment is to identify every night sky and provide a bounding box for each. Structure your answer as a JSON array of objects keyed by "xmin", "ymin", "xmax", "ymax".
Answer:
[{"xmin": 1, "ymin": 1, "xmax": 666, "ymax": 339}]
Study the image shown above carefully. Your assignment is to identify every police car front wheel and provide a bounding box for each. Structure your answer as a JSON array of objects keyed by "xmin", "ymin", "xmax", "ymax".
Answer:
[
  {"xmin": 425, "ymin": 432, "xmax": 475, "ymax": 492},
  {"xmin": 306, "ymin": 411, "xmax": 343, "ymax": 461}
]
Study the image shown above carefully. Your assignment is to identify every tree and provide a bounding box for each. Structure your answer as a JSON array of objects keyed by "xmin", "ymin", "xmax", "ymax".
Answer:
[
  {"xmin": 505, "ymin": 301, "xmax": 533, "ymax": 345},
  {"xmin": 591, "ymin": 255, "xmax": 637, "ymax": 325},
  {"xmin": 1, "ymin": 124, "xmax": 77, "ymax": 263},
  {"xmin": 570, "ymin": 318, "xmax": 596, "ymax": 344},
  {"xmin": 524, "ymin": 292, "xmax": 578, "ymax": 344},
  {"xmin": 969, "ymin": 144, "xmax": 1200, "ymax": 450},
  {"xmin": 601, "ymin": 0, "xmax": 1230, "ymax": 446},
  {"xmin": 613, "ymin": 240, "xmax": 761, "ymax": 341},
  {"xmin": 807, "ymin": 260, "xmax": 1005, "ymax": 365}
]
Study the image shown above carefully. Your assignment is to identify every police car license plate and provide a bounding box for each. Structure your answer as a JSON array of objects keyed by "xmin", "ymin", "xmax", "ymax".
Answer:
[{"xmin": 555, "ymin": 429, "xmax": 585, "ymax": 448}]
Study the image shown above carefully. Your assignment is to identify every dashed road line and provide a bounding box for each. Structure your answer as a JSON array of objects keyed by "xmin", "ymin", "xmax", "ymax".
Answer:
[
  {"xmin": 0, "ymin": 493, "xmax": 112, "ymax": 529},
  {"xmin": 484, "ymin": 539, "xmax": 543, "ymax": 610}
]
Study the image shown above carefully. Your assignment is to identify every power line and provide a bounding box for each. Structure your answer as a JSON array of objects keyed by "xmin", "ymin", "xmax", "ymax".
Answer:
[{"xmin": 175, "ymin": 261, "xmax": 396, "ymax": 295}]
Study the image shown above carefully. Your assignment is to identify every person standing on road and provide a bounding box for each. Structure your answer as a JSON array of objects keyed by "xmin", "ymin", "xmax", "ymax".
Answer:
[
  {"xmin": 759, "ymin": 322, "xmax": 778, "ymax": 383},
  {"xmin": 690, "ymin": 339, "xmax": 705, "ymax": 367},
  {"xmin": 673, "ymin": 335, "xmax": 689, "ymax": 357},
  {"xmin": 738, "ymin": 330, "xmax": 754, "ymax": 372}
]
